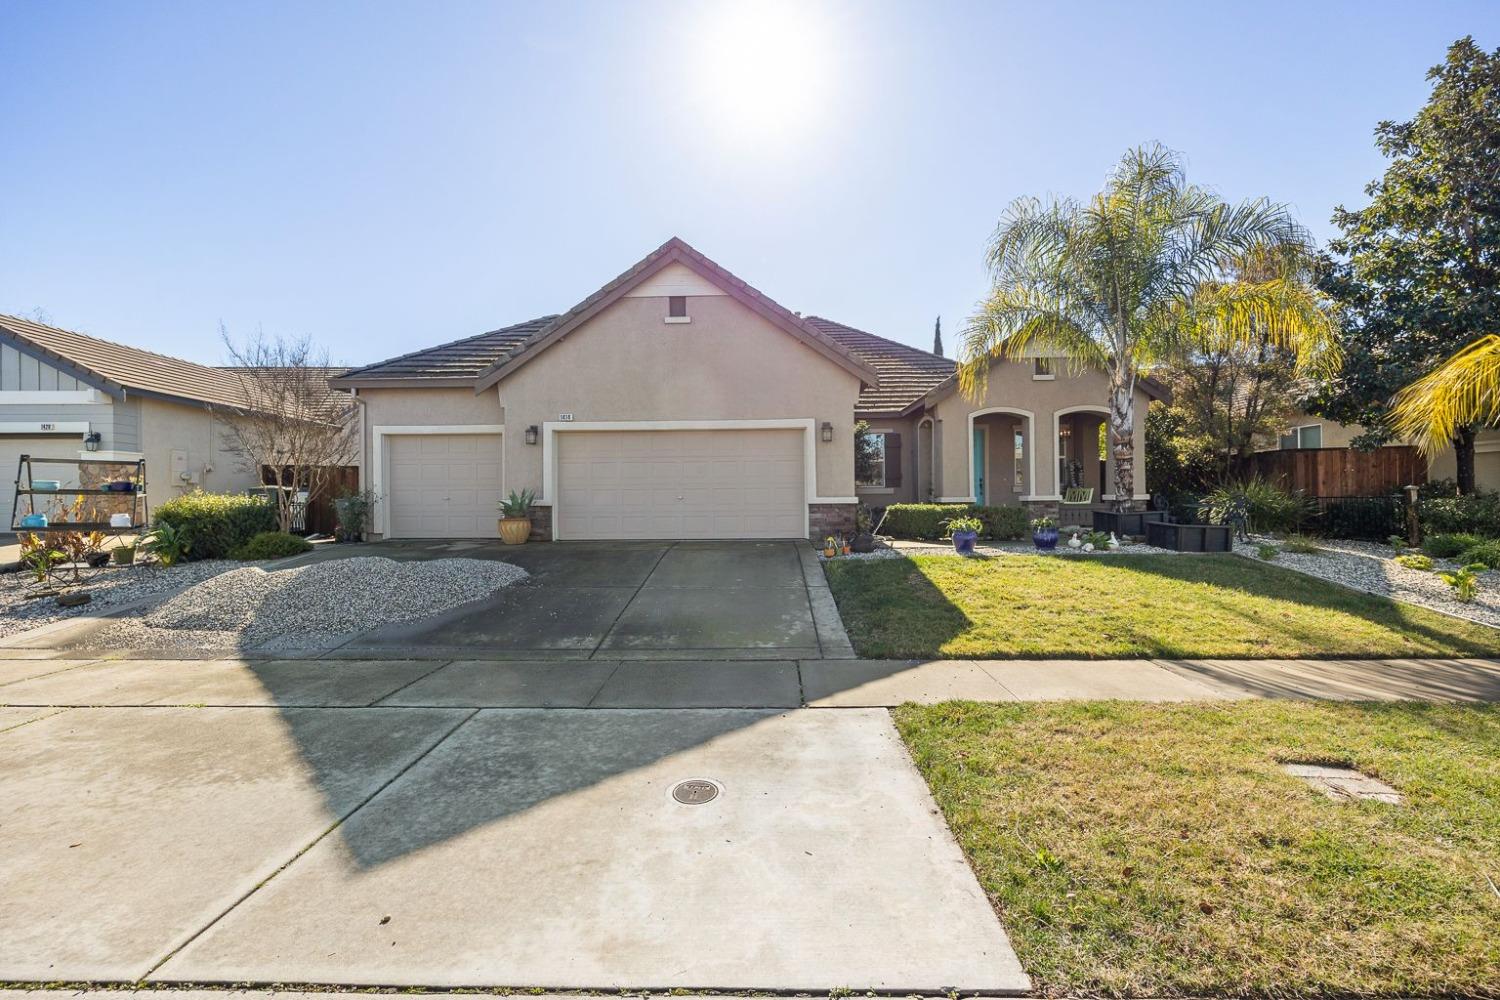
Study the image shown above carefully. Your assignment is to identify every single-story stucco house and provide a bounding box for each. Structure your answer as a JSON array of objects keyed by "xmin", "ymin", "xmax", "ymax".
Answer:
[
  {"xmin": 335, "ymin": 238, "xmax": 1167, "ymax": 541},
  {"xmin": 0, "ymin": 313, "xmax": 347, "ymax": 524}
]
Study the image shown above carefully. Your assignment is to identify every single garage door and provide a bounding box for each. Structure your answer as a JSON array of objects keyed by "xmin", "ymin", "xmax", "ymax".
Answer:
[
  {"xmin": 0, "ymin": 438, "xmax": 83, "ymax": 528},
  {"xmin": 386, "ymin": 433, "xmax": 503, "ymax": 538},
  {"xmin": 557, "ymin": 428, "xmax": 805, "ymax": 540}
]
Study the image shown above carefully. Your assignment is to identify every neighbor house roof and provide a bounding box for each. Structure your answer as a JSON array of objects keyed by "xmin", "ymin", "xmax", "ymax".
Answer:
[
  {"xmin": 333, "ymin": 316, "xmax": 559, "ymax": 387},
  {"xmin": 336, "ymin": 239, "xmax": 882, "ymax": 392},
  {"xmin": 0, "ymin": 313, "xmax": 256, "ymax": 409},
  {"xmin": 802, "ymin": 316, "xmax": 956, "ymax": 416}
]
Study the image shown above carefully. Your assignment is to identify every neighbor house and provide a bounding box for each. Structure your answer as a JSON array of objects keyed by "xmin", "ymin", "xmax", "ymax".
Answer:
[
  {"xmin": 0, "ymin": 313, "xmax": 348, "ymax": 525},
  {"xmin": 334, "ymin": 238, "xmax": 1166, "ymax": 540},
  {"xmin": 1256, "ymin": 409, "xmax": 1500, "ymax": 490}
]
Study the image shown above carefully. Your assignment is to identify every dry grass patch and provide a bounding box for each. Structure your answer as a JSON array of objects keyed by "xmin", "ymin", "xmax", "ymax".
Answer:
[
  {"xmin": 824, "ymin": 554, "xmax": 1500, "ymax": 658},
  {"xmin": 895, "ymin": 700, "xmax": 1500, "ymax": 997}
]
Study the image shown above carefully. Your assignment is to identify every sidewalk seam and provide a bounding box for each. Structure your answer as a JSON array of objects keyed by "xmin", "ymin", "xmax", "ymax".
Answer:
[{"xmin": 138, "ymin": 706, "xmax": 481, "ymax": 981}]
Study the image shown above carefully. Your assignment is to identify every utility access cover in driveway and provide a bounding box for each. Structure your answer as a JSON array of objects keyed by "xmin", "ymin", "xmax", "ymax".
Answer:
[{"xmin": 155, "ymin": 709, "xmax": 1027, "ymax": 993}]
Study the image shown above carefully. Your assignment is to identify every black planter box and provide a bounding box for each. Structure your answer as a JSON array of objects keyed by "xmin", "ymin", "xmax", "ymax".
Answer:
[
  {"xmin": 1092, "ymin": 510, "xmax": 1171, "ymax": 536},
  {"xmin": 1146, "ymin": 520, "xmax": 1232, "ymax": 553}
]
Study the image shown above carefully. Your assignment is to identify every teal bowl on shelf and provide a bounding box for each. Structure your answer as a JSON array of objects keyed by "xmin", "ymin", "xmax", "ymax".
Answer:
[{"xmin": 31, "ymin": 480, "xmax": 61, "ymax": 491}]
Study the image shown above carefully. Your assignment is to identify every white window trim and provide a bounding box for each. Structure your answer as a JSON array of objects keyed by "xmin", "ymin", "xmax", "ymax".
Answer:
[
  {"xmin": 370, "ymin": 424, "xmax": 505, "ymax": 537},
  {"xmin": 856, "ymin": 426, "xmax": 890, "ymax": 489},
  {"xmin": 538, "ymin": 418, "xmax": 852, "ymax": 541}
]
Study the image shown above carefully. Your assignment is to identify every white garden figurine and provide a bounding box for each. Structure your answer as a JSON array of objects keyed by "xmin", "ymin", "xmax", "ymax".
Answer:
[
  {"xmin": 1107, "ymin": 532, "xmax": 1121, "ymax": 550},
  {"xmin": 1083, "ymin": 542, "xmax": 1095, "ymax": 552},
  {"xmin": 1068, "ymin": 532, "xmax": 1083, "ymax": 549}
]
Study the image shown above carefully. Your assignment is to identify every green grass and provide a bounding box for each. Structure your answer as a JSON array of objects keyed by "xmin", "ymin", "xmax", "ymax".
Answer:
[
  {"xmin": 823, "ymin": 554, "xmax": 1500, "ymax": 659},
  {"xmin": 895, "ymin": 700, "xmax": 1500, "ymax": 997}
]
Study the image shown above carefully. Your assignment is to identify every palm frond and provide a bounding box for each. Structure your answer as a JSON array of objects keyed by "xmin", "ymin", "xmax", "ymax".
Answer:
[{"xmin": 1391, "ymin": 335, "xmax": 1500, "ymax": 454}]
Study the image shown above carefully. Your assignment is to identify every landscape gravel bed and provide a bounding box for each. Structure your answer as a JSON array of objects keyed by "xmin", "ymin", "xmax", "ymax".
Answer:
[
  {"xmin": 0, "ymin": 560, "xmax": 241, "ymax": 639},
  {"xmin": 1233, "ymin": 536, "xmax": 1500, "ymax": 629},
  {"xmin": 79, "ymin": 556, "xmax": 529, "ymax": 650}
]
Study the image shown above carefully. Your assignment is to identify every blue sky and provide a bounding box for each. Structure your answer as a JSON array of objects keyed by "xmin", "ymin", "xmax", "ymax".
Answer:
[{"xmin": 1, "ymin": 1, "xmax": 1496, "ymax": 366}]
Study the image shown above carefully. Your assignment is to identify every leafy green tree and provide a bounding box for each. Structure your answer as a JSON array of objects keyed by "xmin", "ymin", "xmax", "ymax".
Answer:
[
  {"xmin": 1307, "ymin": 36, "xmax": 1500, "ymax": 492},
  {"xmin": 961, "ymin": 144, "xmax": 1338, "ymax": 509}
]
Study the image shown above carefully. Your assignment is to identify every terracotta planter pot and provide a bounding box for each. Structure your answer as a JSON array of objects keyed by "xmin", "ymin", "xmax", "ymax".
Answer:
[{"xmin": 498, "ymin": 517, "xmax": 531, "ymax": 545}]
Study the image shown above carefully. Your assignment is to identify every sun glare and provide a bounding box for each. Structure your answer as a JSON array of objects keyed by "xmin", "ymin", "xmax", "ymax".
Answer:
[{"xmin": 692, "ymin": 1, "xmax": 832, "ymax": 148}]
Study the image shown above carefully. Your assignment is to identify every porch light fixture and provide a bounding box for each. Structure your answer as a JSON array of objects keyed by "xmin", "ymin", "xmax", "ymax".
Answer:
[
  {"xmin": 83, "ymin": 431, "xmax": 101, "ymax": 452},
  {"xmin": 524, "ymin": 425, "xmax": 539, "ymax": 446},
  {"xmin": 820, "ymin": 421, "xmax": 833, "ymax": 443}
]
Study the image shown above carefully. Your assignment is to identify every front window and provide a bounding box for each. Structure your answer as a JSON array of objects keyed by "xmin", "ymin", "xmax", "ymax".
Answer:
[
  {"xmin": 856, "ymin": 431, "xmax": 886, "ymax": 487},
  {"xmin": 1033, "ymin": 357, "xmax": 1054, "ymax": 378},
  {"xmin": 1281, "ymin": 424, "xmax": 1323, "ymax": 449},
  {"xmin": 1013, "ymin": 429, "xmax": 1025, "ymax": 489}
]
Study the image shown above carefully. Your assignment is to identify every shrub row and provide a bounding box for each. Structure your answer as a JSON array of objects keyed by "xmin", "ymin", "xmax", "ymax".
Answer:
[
  {"xmin": 153, "ymin": 491, "xmax": 278, "ymax": 561},
  {"xmin": 1417, "ymin": 489, "xmax": 1500, "ymax": 537},
  {"xmin": 879, "ymin": 503, "xmax": 1028, "ymax": 540}
]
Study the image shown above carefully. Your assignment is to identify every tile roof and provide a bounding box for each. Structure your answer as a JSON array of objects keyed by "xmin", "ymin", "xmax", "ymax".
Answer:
[
  {"xmin": 0, "ymin": 313, "xmax": 255, "ymax": 409},
  {"xmin": 336, "ymin": 316, "xmax": 559, "ymax": 383},
  {"xmin": 802, "ymin": 316, "xmax": 956, "ymax": 415}
]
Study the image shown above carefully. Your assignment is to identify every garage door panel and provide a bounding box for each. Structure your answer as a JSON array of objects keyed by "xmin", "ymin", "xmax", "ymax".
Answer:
[
  {"xmin": 387, "ymin": 433, "xmax": 502, "ymax": 539},
  {"xmin": 557, "ymin": 429, "xmax": 804, "ymax": 540}
]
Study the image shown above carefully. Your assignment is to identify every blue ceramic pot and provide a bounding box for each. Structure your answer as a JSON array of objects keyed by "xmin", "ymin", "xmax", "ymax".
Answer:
[
  {"xmin": 1033, "ymin": 527, "xmax": 1059, "ymax": 551},
  {"xmin": 952, "ymin": 530, "xmax": 978, "ymax": 555}
]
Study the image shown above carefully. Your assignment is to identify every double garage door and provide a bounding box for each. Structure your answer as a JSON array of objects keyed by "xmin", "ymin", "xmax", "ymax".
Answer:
[
  {"xmin": 558, "ymin": 429, "xmax": 805, "ymax": 540},
  {"xmin": 384, "ymin": 428, "xmax": 806, "ymax": 540}
]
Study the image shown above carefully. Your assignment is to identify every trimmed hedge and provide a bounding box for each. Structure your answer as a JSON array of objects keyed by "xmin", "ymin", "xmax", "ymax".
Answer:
[
  {"xmin": 153, "ymin": 491, "xmax": 278, "ymax": 561},
  {"xmin": 230, "ymin": 531, "xmax": 313, "ymax": 561},
  {"xmin": 880, "ymin": 503, "xmax": 1028, "ymax": 541}
]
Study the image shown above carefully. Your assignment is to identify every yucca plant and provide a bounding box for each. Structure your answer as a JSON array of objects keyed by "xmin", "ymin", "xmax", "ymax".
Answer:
[{"xmin": 960, "ymin": 144, "xmax": 1340, "ymax": 510}]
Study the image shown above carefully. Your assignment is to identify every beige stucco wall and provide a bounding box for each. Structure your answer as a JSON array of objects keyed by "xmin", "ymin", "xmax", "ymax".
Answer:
[
  {"xmin": 930, "ymin": 362, "xmax": 1151, "ymax": 502},
  {"xmin": 495, "ymin": 294, "xmax": 863, "ymax": 504},
  {"xmin": 134, "ymin": 397, "xmax": 263, "ymax": 501},
  {"xmin": 355, "ymin": 385, "xmax": 505, "ymax": 481}
]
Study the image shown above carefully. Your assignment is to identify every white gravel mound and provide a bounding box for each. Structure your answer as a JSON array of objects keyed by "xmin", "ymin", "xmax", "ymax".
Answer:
[{"xmin": 107, "ymin": 556, "xmax": 527, "ymax": 648}]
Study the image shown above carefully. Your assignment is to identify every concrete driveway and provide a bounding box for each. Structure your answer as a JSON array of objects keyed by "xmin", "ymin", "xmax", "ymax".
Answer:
[{"xmin": 289, "ymin": 539, "xmax": 850, "ymax": 660}]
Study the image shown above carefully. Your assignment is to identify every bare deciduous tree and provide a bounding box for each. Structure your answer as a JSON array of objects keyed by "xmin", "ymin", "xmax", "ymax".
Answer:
[{"xmin": 216, "ymin": 325, "xmax": 358, "ymax": 533}]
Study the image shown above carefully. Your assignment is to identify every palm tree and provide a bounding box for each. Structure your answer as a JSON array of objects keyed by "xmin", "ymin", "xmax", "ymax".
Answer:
[
  {"xmin": 960, "ymin": 144, "xmax": 1340, "ymax": 509},
  {"xmin": 1391, "ymin": 335, "xmax": 1500, "ymax": 455}
]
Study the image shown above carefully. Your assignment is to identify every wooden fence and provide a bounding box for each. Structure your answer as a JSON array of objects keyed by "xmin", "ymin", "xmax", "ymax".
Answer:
[{"xmin": 1233, "ymin": 446, "xmax": 1426, "ymax": 498}]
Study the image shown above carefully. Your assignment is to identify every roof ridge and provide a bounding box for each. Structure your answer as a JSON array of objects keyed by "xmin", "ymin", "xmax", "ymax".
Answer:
[
  {"xmin": 339, "ymin": 314, "xmax": 559, "ymax": 378},
  {"xmin": 0, "ymin": 312, "xmax": 233, "ymax": 376}
]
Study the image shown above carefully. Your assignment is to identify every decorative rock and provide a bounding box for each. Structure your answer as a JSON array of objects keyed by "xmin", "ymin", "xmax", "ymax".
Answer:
[{"xmin": 56, "ymin": 591, "xmax": 92, "ymax": 608}]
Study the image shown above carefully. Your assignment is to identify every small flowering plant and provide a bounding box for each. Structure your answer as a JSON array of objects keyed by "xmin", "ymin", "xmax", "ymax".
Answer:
[{"xmin": 1030, "ymin": 516, "xmax": 1057, "ymax": 531}]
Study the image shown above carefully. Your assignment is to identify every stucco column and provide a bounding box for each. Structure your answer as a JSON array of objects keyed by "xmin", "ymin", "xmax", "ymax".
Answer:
[{"xmin": 1032, "ymin": 410, "xmax": 1056, "ymax": 500}]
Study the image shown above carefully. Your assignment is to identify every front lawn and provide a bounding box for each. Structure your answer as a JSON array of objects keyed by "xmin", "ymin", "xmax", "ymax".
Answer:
[
  {"xmin": 896, "ymin": 700, "xmax": 1500, "ymax": 997},
  {"xmin": 823, "ymin": 554, "xmax": 1500, "ymax": 659}
]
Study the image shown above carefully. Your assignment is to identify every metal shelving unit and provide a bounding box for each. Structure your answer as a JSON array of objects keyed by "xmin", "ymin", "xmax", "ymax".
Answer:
[{"xmin": 11, "ymin": 455, "xmax": 149, "ymax": 539}]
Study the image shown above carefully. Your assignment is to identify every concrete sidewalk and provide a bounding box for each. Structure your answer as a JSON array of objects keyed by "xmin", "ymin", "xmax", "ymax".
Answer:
[{"xmin": 1, "ymin": 653, "xmax": 1497, "ymax": 708}]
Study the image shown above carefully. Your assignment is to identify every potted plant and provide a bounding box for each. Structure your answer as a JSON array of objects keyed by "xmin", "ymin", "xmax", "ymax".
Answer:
[
  {"xmin": 851, "ymin": 504, "xmax": 877, "ymax": 553},
  {"xmin": 497, "ymin": 488, "xmax": 536, "ymax": 545},
  {"xmin": 1031, "ymin": 515, "xmax": 1059, "ymax": 551},
  {"xmin": 945, "ymin": 515, "xmax": 984, "ymax": 556},
  {"xmin": 111, "ymin": 543, "xmax": 136, "ymax": 566},
  {"xmin": 823, "ymin": 535, "xmax": 838, "ymax": 558}
]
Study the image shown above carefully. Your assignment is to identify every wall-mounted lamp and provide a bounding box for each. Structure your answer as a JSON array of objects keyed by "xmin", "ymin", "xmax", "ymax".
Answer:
[
  {"xmin": 83, "ymin": 431, "xmax": 102, "ymax": 453},
  {"xmin": 820, "ymin": 421, "xmax": 834, "ymax": 443},
  {"xmin": 524, "ymin": 425, "xmax": 539, "ymax": 446}
]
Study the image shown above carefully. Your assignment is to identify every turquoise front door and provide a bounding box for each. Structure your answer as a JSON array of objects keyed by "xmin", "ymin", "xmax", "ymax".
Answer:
[{"xmin": 972, "ymin": 427, "xmax": 986, "ymax": 502}]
